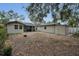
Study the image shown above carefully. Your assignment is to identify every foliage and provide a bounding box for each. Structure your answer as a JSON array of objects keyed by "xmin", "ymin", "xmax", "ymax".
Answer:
[
  {"xmin": 0, "ymin": 11, "xmax": 9, "ymax": 24},
  {"xmin": 0, "ymin": 24, "xmax": 6, "ymax": 47},
  {"xmin": 0, "ymin": 24, "xmax": 7, "ymax": 55},
  {"xmin": 0, "ymin": 10, "xmax": 24, "ymax": 24},
  {"xmin": 8, "ymin": 10, "xmax": 24, "ymax": 20},
  {"xmin": 3, "ymin": 46, "xmax": 12, "ymax": 56},
  {"xmin": 68, "ymin": 17, "xmax": 77, "ymax": 27},
  {"xmin": 72, "ymin": 32, "xmax": 79, "ymax": 38},
  {"xmin": 60, "ymin": 5, "xmax": 72, "ymax": 21},
  {"xmin": 26, "ymin": 3, "xmax": 79, "ymax": 26},
  {"xmin": 26, "ymin": 3, "xmax": 50, "ymax": 24}
]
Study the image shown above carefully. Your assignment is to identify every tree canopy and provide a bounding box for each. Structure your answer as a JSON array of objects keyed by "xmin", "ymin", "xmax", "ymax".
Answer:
[
  {"xmin": 26, "ymin": 3, "xmax": 50, "ymax": 24},
  {"xmin": 26, "ymin": 3, "xmax": 79, "ymax": 26},
  {"xmin": 0, "ymin": 10, "xmax": 24, "ymax": 24}
]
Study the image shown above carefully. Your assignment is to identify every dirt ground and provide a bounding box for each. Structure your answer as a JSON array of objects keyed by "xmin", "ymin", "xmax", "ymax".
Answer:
[{"xmin": 5, "ymin": 32, "xmax": 79, "ymax": 56}]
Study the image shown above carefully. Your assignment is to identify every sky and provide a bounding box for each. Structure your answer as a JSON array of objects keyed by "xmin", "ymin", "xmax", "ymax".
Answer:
[{"xmin": 0, "ymin": 3, "xmax": 52, "ymax": 23}]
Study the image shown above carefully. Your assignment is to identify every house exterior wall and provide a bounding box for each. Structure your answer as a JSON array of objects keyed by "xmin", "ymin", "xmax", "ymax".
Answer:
[
  {"xmin": 37, "ymin": 26, "xmax": 55, "ymax": 33},
  {"xmin": 37, "ymin": 25, "xmax": 69, "ymax": 35},
  {"xmin": 55, "ymin": 25, "xmax": 68, "ymax": 35},
  {"xmin": 6, "ymin": 23, "xmax": 24, "ymax": 34}
]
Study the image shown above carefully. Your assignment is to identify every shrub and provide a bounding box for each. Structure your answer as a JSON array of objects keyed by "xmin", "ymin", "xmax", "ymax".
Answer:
[
  {"xmin": 0, "ymin": 24, "xmax": 7, "ymax": 55},
  {"xmin": 0, "ymin": 25, "xmax": 6, "ymax": 46},
  {"xmin": 3, "ymin": 46, "xmax": 12, "ymax": 56},
  {"xmin": 72, "ymin": 32, "xmax": 79, "ymax": 38}
]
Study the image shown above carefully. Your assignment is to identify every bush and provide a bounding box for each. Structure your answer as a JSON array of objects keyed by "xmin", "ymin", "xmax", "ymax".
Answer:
[
  {"xmin": 3, "ymin": 46, "xmax": 12, "ymax": 56},
  {"xmin": 0, "ymin": 25, "xmax": 6, "ymax": 47},
  {"xmin": 0, "ymin": 24, "xmax": 7, "ymax": 55},
  {"xmin": 72, "ymin": 32, "xmax": 79, "ymax": 38}
]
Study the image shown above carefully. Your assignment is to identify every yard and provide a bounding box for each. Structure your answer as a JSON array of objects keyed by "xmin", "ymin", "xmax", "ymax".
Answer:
[{"xmin": 5, "ymin": 32, "xmax": 79, "ymax": 56}]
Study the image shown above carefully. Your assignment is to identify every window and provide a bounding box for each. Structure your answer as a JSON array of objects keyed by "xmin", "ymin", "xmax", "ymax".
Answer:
[
  {"xmin": 44, "ymin": 26, "xmax": 47, "ymax": 29},
  {"xmin": 19, "ymin": 25, "xmax": 22, "ymax": 29},
  {"xmin": 14, "ymin": 25, "xmax": 18, "ymax": 29}
]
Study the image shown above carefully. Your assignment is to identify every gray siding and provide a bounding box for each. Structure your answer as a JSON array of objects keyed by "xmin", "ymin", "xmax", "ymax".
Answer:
[
  {"xmin": 6, "ymin": 23, "xmax": 24, "ymax": 34},
  {"xmin": 37, "ymin": 26, "xmax": 55, "ymax": 33},
  {"xmin": 37, "ymin": 25, "xmax": 68, "ymax": 35}
]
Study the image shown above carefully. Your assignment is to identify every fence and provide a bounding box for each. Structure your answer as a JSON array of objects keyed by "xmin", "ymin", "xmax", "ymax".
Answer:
[{"xmin": 68, "ymin": 27, "xmax": 79, "ymax": 34}]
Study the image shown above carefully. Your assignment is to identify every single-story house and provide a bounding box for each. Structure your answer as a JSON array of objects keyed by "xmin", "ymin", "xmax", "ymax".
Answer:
[
  {"xmin": 6, "ymin": 20, "xmax": 76, "ymax": 35},
  {"xmin": 6, "ymin": 21, "xmax": 36, "ymax": 34}
]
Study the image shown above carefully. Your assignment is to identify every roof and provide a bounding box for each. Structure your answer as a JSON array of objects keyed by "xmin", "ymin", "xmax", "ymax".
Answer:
[
  {"xmin": 6, "ymin": 20, "xmax": 68, "ymax": 27},
  {"xmin": 6, "ymin": 21, "xmax": 35, "ymax": 26},
  {"xmin": 37, "ymin": 23, "xmax": 68, "ymax": 26},
  {"xmin": 24, "ymin": 23, "xmax": 35, "ymax": 26}
]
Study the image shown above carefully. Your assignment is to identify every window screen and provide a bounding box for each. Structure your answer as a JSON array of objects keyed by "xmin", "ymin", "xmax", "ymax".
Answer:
[{"xmin": 14, "ymin": 25, "xmax": 18, "ymax": 29}]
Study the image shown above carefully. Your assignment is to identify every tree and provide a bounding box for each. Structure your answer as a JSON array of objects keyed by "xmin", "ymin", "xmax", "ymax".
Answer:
[
  {"xmin": 68, "ymin": 17, "xmax": 76, "ymax": 27},
  {"xmin": 0, "ymin": 10, "xmax": 25, "ymax": 24},
  {"xmin": 0, "ymin": 24, "xmax": 6, "ymax": 55},
  {"xmin": 26, "ymin": 3, "xmax": 50, "ymax": 25},
  {"xmin": 0, "ymin": 11, "xmax": 9, "ymax": 24},
  {"xmin": 8, "ymin": 10, "xmax": 24, "ymax": 20},
  {"xmin": 26, "ymin": 3, "xmax": 79, "ymax": 33}
]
